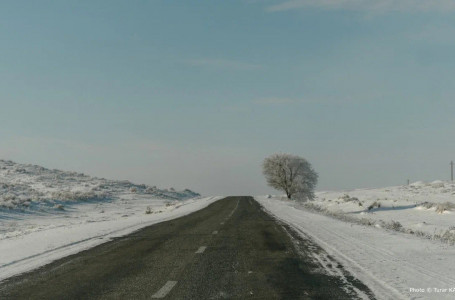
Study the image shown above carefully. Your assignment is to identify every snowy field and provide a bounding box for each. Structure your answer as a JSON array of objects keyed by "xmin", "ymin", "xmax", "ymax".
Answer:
[
  {"xmin": 0, "ymin": 160, "xmax": 222, "ymax": 281},
  {"xmin": 313, "ymin": 181, "xmax": 455, "ymax": 243},
  {"xmin": 257, "ymin": 185, "xmax": 455, "ymax": 300}
]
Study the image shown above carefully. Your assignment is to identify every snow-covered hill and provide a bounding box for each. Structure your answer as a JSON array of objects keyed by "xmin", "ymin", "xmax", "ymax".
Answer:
[{"xmin": 0, "ymin": 160, "xmax": 199, "ymax": 210}]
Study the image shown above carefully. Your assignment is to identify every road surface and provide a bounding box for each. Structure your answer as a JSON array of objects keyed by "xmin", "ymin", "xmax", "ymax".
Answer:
[{"xmin": 0, "ymin": 196, "xmax": 374, "ymax": 299}]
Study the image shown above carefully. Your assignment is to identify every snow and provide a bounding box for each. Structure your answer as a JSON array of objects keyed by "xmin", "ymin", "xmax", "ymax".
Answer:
[
  {"xmin": 0, "ymin": 159, "xmax": 221, "ymax": 282},
  {"xmin": 0, "ymin": 159, "xmax": 200, "ymax": 210},
  {"xmin": 311, "ymin": 182, "xmax": 455, "ymax": 242},
  {"xmin": 257, "ymin": 193, "xmax": 455, "ymax": 300}
]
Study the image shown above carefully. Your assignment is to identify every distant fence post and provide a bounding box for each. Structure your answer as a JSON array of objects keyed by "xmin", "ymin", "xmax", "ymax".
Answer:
[{"xmin": 451, "ymin": 161, "xmax": 454, "ymax": 182}]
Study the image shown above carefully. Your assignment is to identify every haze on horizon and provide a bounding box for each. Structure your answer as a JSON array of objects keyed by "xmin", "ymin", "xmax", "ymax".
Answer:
[{"xmin": 1, "ymin": 0, "xmax": 455, "ymax": 196}]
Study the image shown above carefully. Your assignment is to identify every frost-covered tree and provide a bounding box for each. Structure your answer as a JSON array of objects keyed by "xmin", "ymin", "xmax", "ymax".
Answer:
[{"xmin": 262, "ymin": 153, "xmax": 318, "ymax": 200}]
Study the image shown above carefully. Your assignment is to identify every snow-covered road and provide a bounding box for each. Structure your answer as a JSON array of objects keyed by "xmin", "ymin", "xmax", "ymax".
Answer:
[{"xmin": 257, "ymin": 196, "xmax": 455, "ymax": 300}]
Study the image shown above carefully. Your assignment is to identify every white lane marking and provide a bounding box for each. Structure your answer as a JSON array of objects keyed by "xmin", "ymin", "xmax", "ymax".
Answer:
[
  {"xmin": 226, "ymin": 199, "xmax": 240, "ymax": 219},
  {"xmin": 195, "ymin": 246, "xmax": 207, "ymax": 254},
  {"xmin": 212, "ymin": 231, "xmax": 218, "ymax": 235},
  {"xmin": 152, "ymin": 281, "xmax": 178, "ymax": 298}
]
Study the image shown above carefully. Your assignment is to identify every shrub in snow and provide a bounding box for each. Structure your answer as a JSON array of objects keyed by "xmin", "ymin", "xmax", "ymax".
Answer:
[
  {"xmin": 385, "ymin": 220, "xmax": 403, "ymax": 231},
  {"xmin": 434, "ymin": 228, "xmax": 455, "ymax": 245},
  {"xmin": 339, "ymin": 194, "xmax": 350, "ymax": 201},
  {"xmin": 130, "ymin": 187, "xmax": 137, "ymax": 193},
  {"xmin": 50, "ymin": 190, "xmax": 108, "ymax": 202},
  {"xmin": 419, "ymin": 202, "xmax": 455, "ymax": 213},
  {"xmin": 420, "ymin": 202, "xmax": 434, "ymax": 209},
  {"xmin": 339, "ymin": 194, "xmax": 361, "ymax": 204},
  {"xmin": 367, "ymin": 201, "xmax": 381, "ymax": 211},
  {"xmin": 145, "ymin": 206, "xmax": 152, "ymax": 214},
  {"xmin": 435, "ymin": 202, "xmax": 455, "ymax": 214},
  {"xmin": 413, "ymin": 230, "xmax": 430, "ymax": 239}
]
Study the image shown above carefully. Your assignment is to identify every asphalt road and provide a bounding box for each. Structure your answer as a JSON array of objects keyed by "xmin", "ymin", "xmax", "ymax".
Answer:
[{"xmin": 0, "ymin": 196, "xmax": 374, "ymax": 299}]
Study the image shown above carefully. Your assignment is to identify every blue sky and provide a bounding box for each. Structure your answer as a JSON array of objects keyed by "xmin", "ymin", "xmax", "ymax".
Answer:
[{"xmin": 1, "ymin": 0, "xmax": 455, "ymax": 195}]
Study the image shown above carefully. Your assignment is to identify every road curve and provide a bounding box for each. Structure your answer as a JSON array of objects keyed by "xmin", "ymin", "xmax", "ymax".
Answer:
[{"xmin": 0, "ymin": 196, "xmax": 374, "ymax": 299}]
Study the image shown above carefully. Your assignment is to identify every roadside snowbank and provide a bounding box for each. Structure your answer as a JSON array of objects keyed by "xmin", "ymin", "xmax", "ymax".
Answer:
[
  {"xmin": 0, "ymin": 195, "xmax": 222, "ymax": 281},
  {"xmin": 257, "ymin": 196, "xmax": 455, "ymax": 300}
]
